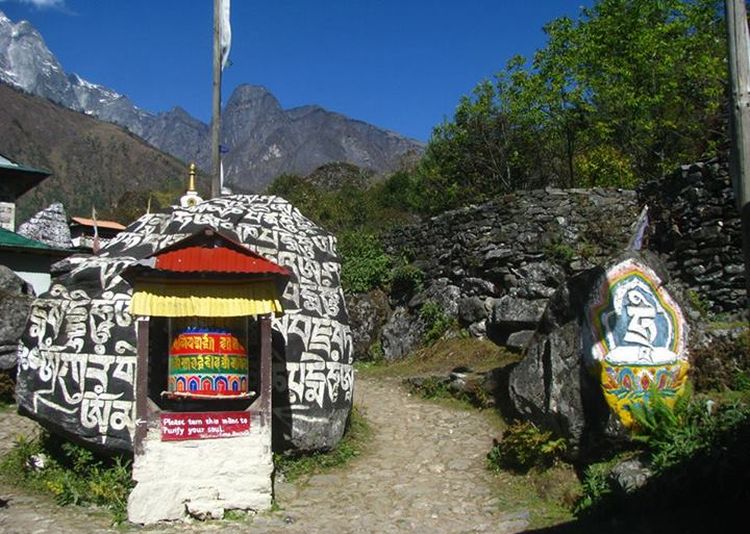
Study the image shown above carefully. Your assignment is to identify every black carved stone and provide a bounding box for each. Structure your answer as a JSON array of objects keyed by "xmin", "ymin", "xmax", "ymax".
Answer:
[{"xmin": 16, "ymin": 196, "xmax": 353, "ymax": 453}]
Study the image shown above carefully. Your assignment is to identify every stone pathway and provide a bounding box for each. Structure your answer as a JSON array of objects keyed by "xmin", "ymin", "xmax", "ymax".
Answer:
[{"xmin": 0, "ymin": 375, "xmax": 529, "ymax": 533}]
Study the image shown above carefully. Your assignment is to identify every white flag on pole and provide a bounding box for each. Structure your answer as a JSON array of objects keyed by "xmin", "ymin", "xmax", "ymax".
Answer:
[{"xmin": 220, "ymin": 0, "xmax": 231, "ymax": 71}]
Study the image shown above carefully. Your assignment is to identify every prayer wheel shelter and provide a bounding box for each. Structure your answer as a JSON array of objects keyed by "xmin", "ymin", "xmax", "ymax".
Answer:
[{"xmin": 123, "ymin": 227, "xmax": 290, "ymax": 524}]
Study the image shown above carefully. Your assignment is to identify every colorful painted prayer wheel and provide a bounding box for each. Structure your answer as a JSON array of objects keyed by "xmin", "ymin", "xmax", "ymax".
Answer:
[{"xmin": 168, "ymin": 328, "xmax": 248, "ymax": 395}]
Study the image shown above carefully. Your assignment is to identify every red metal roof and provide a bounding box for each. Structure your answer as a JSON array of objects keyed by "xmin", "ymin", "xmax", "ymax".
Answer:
[{"xmin": 153, "ymin": 245, "xmax": 290, "ymax": 276}]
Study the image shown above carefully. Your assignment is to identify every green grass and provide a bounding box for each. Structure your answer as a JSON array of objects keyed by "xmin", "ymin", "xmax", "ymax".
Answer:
[
  {"xmin": 490, "ymin": 464, "xmax": 581, "ymax": 528},
  {"xmin": 357, "ymin": 337, "xmax": 520, "ymax": 379},
  {"xmin": 0, "ymin": 432, "xmax": 133, "ymax": 524},
  {"xmin": 274, "ymin": 406, "xmax": 372, "ymax": 482}
]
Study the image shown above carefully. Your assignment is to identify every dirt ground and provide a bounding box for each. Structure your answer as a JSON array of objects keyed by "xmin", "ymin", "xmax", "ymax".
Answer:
[{"xmin": 0, "ymin": 374, "xmax": 531, "ymax": 533}]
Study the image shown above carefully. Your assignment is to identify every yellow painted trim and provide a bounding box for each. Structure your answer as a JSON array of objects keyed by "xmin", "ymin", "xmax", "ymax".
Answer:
[{"xmin": 130, "ymin": 281, "xmax": 283, "ymax": 317}]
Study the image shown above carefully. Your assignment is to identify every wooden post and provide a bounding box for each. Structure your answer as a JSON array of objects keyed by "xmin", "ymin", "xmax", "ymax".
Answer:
[
  {"xmin": 134, "ymin": 318, "xmax": 150, "ymax": 455},
  {"xmin": 259, "ymin": 315, "xmax": 273, "ymax": 425},
  {"xmin": 211, "ymin": 0, "xmax": 222, "ymax": 199},
  {"xmin": 726, "ymin": 0, "xmax": 750, "ymax": 308}
]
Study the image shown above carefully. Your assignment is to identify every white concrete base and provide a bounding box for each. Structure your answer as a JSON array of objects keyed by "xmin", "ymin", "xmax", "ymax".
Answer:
[{"xmin": 127, "ymin": 413, "xmax": 272, "ymax": 524}]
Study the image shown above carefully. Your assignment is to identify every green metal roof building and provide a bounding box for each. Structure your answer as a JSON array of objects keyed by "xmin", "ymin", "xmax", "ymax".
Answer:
[
  {"xmin": 0, "ymin": 153, "xmax": 51, "ymax": 232},
  {"xmin": 0, "ymin": 217, "xmax": 70, "ymax": 296}
]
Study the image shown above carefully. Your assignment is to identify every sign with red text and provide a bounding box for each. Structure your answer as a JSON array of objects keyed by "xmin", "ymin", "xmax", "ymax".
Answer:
[{"xmin": 160, "ymin": 411, "xmax": 250, "ymax": 441}]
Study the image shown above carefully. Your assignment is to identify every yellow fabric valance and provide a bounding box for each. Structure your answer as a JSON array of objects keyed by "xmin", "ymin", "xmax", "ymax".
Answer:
[{"xmin": 130, "ymin": 281, "xmax": 283, "ymax": 317}]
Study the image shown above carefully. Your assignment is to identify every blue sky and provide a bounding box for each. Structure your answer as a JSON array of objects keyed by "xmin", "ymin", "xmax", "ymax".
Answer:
[{"xmin": 0, "ymin": 0, "xmax": 589, "ymax": 142}]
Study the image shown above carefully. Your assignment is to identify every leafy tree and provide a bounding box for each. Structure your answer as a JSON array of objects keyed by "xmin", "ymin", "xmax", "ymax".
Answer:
[
  {"xmin": 417, "ymin": 0, "xmax": 727, "ymax": 212},
  {"xmin": 562, "ymin": 0, "xmax": 726, "ymax": 181},
  {"xmin": 337, "ymin": 230, "xmax": 391, "ymax": 294}
]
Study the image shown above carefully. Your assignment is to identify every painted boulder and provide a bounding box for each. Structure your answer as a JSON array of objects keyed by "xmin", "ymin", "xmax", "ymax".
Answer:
[
  {"xmin": 16, "ymin": 195, "xmax": 353, "ymax": 453},
  {"xmin": 582, "ymin": 258, "xmax": 689, "ymax": 427}
]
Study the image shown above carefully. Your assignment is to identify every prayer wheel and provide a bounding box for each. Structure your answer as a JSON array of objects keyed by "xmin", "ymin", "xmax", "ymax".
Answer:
[{"xmin": 168, "ymin": 327, "xmax": 249, "ymax": 396}]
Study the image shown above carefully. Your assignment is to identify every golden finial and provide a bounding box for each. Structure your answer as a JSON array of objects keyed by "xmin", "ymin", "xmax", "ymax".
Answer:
[{"xmin": 188, "ymin": 163, "xmax": 197, "ymax": 192}]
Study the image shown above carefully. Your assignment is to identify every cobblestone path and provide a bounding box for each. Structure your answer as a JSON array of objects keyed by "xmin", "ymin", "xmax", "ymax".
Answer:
[{"xmin": 0, "ymin": 374, "xmax": 529, "ymax": 533}]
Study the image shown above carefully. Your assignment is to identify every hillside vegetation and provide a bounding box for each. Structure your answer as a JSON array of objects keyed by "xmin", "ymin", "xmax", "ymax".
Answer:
[{"xmin": 0, "ymin": 84, "xmax": 193, "ymax": 223}]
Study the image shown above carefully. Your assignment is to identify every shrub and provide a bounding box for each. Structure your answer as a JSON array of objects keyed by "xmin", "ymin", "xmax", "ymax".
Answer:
[
  {"xmin": 390, "ymin": 263, "xmax": 424, "ymax": 301},
  {"xmin": 574, "ymin": 461, "xmax": 615, "ymax": 514},
  {"xmin": 576, "ymin": 397, "xmax": 750, "ymax": 519},
  {"xmin": 686, "ymin": 289, "xmax": 710, "ymax": 317},
  {"xmin": 487, "ymin": 421, "xmax": 567, "ymax": 474},
  {"xmin": 419, "ymin": 300, "xmax": 455, "ymax": 345},
  {"xmin": 543, "ymin": 236, "xmax": 575, "ymax": 265},
  {"xmin": 629, "ymin": 386, "xmax": 692, "ymax": 451},
  {"xmin": 407, "ymin": 376, "xmax": 451, "ymax": 400},
  {"xmin": 0, "ymin": 371, "xmax": 15, "ymax": 404},
  {"xmin": 338, "ymin": 231, "xmax": 391, "ymax": 294}
]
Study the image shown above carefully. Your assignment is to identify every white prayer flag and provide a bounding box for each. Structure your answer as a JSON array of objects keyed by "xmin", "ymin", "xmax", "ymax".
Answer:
[{"xmin": 220, "ymin": 0, "xmax": 231, "ymax": 70}]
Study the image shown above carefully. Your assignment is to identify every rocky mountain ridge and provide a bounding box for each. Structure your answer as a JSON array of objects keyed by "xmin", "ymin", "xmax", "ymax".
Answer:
[{"xmin": 0, "ymin": 10, "xmax": 423, "ymax": 192}]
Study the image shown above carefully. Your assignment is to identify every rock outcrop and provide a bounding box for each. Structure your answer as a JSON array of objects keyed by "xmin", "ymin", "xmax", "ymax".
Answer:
[
  {"xmin": 0, "ymin": 265, "xmax": 35, "ymax": 371},
  {"xmin": 507, "ymin": 251, "xmax": 692, "ymax": 460}
]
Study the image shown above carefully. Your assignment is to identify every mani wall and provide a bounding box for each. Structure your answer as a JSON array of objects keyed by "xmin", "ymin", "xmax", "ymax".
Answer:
[{"xmin": 16, "ymin": 195, "xmax": 353, "ymax": 454}]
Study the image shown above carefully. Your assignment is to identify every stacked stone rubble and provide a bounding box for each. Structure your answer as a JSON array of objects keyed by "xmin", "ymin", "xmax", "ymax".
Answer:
[{"xmin": 639, "ymin": 156, "xmax": 746, "ymax": 315}]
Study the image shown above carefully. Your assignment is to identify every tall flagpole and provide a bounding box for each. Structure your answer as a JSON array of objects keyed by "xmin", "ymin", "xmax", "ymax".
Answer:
[
  {"xmin": 725, "ymin": 0, "xmax": 750, "ymax": 308},
  {"xmin": 211, "ymin": 0, "xmax": 222, "ymax": 198}
]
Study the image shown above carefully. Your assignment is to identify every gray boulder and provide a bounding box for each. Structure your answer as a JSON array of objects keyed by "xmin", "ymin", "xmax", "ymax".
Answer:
[
  {"xmin": 507, "ymin": 266, "xmax": 619, "ymax": 460},
  {"xmin": 346, "ymin": 289, "xmax": 391, "ymax": 360},
  {"xmin": 510, "ymin": 262, "xmax": 566, "ymax": 299},
  {"xmin": 0, "ymin": 266, "xmax": 35, "ymax": 370},
  {"xmin": 16, "ymin": 195, "xmax": 353, "ymax": 453},
  {"xmin": 458, "ymin": 296, "xmax": 487, "ymax": 325},
  {"xmin": 507, "ymin": 250, "xmax": 692, "ymax": 460},
  {"xmin": 505, "ymin": 330, "xmax": 535, "ymax": 352},
  {"xmin": 408, "ymin": 278, "xmax": 461, "ymax": 318},
  {"xmin": 381, "ymin": 306, "xmax": 426, "ymax": 361},
  {"xmin": 491, "ymin": 295, "xmax": 548, "ymax": 328},
  {"xmin": 488, "ymin": 295, "xmax": 548, "ymax": 346},
  {"xmin": 609, "ymin": 458, "xmax": 653, "ymax": 495},
  {"xmin": 381, "ymin": 278, "xmax": 462, "ymax": 361}
]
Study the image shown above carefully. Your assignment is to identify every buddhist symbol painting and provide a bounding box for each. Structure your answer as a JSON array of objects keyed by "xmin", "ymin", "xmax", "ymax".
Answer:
[{"xmin": 583, "ymin": 259, "xmax": 689, "ymax": 427}]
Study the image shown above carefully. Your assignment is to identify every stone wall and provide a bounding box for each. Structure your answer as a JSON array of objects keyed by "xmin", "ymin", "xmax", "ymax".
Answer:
[
  {"xmin": 373, "ymin": 159, "xmax": 746, "ymax": 360},
  {"xmin": 639, "ymin": 156, "xmax": 746, "ymax": 315},
  {"xmin": 379, "ymin": 188, "xmax": 642, "ymax": 355}
]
